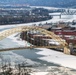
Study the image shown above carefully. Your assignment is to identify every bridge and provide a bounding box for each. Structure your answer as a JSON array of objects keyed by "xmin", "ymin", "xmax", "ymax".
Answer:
[
  {"xmin": 0, "ymin": 26, "xmax": 71, "ymax": 54},
  {"xmin": 61, "ymin": 9, "xmax": 76, "ymax": 15},
  {"xmin": 50, "ymin": 9, "xmax": 76, "ymax": 19}
]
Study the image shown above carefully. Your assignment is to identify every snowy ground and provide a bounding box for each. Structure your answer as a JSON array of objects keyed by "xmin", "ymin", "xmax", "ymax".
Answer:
[
  {"xmin": 8, "ymin": 33, "xmax": 27, "ymax": 47},
  {"xmin": 36, "ymin": 48, "xmax": 76, "ymax": 70},
  {"xmin": 30, "ymin": 72, "xmax": 48, "ymax": 75}
]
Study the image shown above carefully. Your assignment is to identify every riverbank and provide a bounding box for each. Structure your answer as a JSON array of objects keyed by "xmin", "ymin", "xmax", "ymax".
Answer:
[
  {"xmin": 36, "ymin": 48, "xmax": 76, "ymax": 70},
  {"xmin": 0, "ymin": 12, "xmax": 71, "ymax": 30}
]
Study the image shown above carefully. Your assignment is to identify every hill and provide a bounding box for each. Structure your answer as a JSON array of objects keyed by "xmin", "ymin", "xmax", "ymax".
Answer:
[{"xmin": 0, "ymin": 0, "xmax": 76, "ymax": 8}]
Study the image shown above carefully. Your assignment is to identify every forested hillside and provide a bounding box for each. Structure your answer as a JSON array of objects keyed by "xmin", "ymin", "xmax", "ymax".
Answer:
[{"xmin": 0, "ymin": 0, "xmax": 76, "ymax": 8}]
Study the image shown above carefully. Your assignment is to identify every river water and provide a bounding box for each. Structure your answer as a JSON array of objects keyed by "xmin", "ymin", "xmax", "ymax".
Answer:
[{"xmin": 0, "ymin": 37, "xmax": 60, "ymax": 67}]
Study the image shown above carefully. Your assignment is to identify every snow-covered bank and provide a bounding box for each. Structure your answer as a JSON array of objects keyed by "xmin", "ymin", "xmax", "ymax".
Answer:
[
  {"xmin": 30, "ymin": 72, "xmax": 48, "ymax": 75},
  {"xmin": 8, "ymin": 33, "xmax": 26, "ymax": 47},
  {"xmin": 0, "ymin": 13, "xmax": 75, "ymax": 30},
  {"xmin": 36, "ymin": 48, "xmax": 76, "ymax": 69},
  {"xmin": 31, "ymin": 6, "xmax": 65, "ymax": 10},
  {"xmin": 0, "ymin": 18, "xmax": 54, "ymax": 30},
  {"xmin": 0, "ymin": 15, "xmax": 76, "ymax": 32}
]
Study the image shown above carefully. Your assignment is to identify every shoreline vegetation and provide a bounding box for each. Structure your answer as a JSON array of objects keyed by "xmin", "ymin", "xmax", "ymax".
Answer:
[
  {"xmin": 0, "ymin": 15, "xmax": 52, "ymax": 25},
  {"xmin": 0, "ymin": 7, "xmax": 52, "ymax": 25}
]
